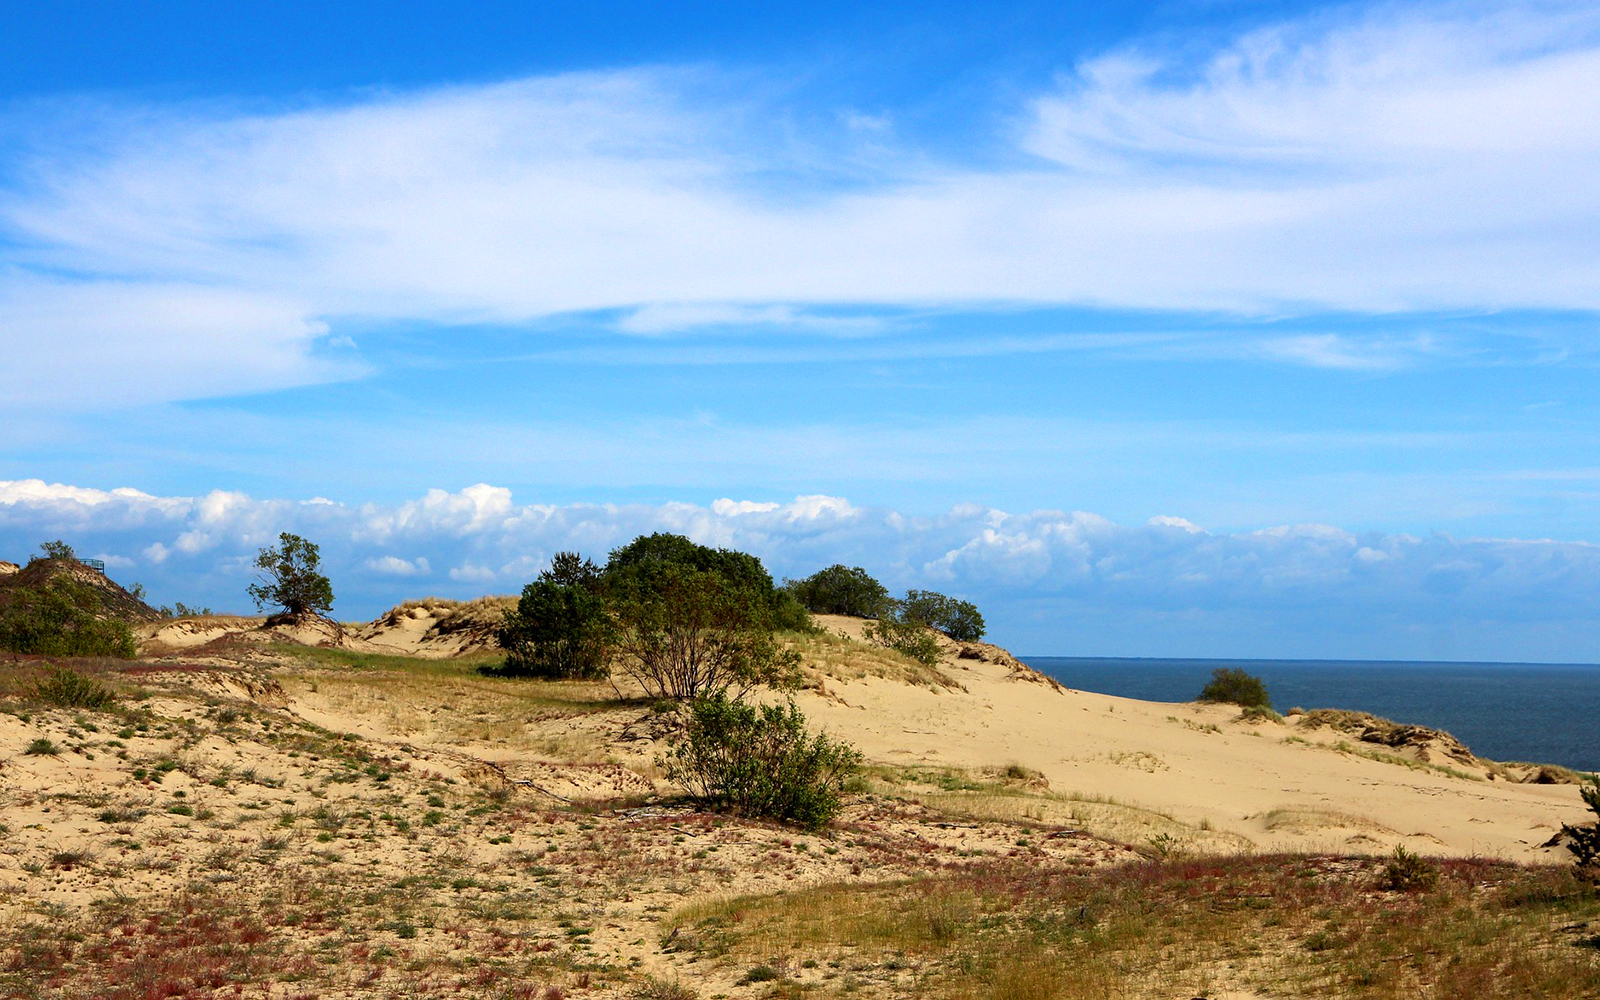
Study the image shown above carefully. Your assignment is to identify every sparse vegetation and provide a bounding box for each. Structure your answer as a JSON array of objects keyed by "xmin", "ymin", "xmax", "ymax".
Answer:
[
  {"xmin": 1198, "ymin": 666, "xmax": 1271, "ymax": 708},
  {"xmin": 863, "ymin": 614, "xmax": 943, "ymax": 667}
]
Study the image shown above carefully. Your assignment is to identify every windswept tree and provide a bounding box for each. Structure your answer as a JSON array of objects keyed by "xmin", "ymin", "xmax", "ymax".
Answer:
[{"xmin": 247, "ymin": 532, "xmax": 334, "ymax": 620}]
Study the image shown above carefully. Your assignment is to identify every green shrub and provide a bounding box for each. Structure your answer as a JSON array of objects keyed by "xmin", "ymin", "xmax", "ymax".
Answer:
[
  {"xmin": 863, "ymin": 616, "xmax": 943, "ymax": 668},
  {"xmin": 785, "ymin": 565, "xmax": 890, "ymax": 618},
  {"xmin": 1562, "ymin": 777, "xmax": 1600, "ymax": 875},
  {"xmin": 900, "ymin": 589, "xmax": 986, "ymax": 642},
  {"xmin": 1198, "ymin": 667, "xmax": 1271, "ymax": 708},
  {"xmin": 24, "ymin": 737, "xmax": 59, "ymax": 756},
  {"xmin": 0, "ymin": 580, "xmax": 136, "ymax": 658},
  {"xmin": 1382, "ymin": 844, "xmax": 1440, "ymax": 892},
  {"xmin": 662, "ymin": 693, "xmax": 862, "ymax": 830},
  {"xmin": 497, "ymin": 553, "xmax": 615, "ymax": 680},
  {"xmin": 29, "ymin": 665, "xmax": 116, "ymax": 711}
]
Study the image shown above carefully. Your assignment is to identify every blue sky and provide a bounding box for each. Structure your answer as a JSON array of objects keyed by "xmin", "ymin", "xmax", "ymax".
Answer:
[{"xmin": 3, "ymin": 0, "xmax": 1600, "ymax": 659}]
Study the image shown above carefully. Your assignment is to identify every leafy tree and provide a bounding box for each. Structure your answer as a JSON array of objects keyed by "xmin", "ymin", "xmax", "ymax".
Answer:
[
  {"xmin": 611, "ymin": 562, "xmax": 800, "ymax": 701},
  {"xmin": 901, "ymin": 589, "xmax": 986, "ymax": 642},
  {"xmin": 662, "ymin": 693, "xmax": 862, "ymax": 830},
  {"xmin": 246, "ymin": 532, "xmax": 334, "ymax": 619},
  {"xmin": 606, "ymin": 532, "xmax": 813, "ymax": 633},
  {"xmin": 785, "ymin": 564, "xmax": 890, "ymax": 618},
  {"xmin": 496, "ymin": 551, "xmax": 614, "ymax": 679},
  {"xmin": 1198, "ymin": 667, "xmax": 1271, "ymax": 709},
  {"xmin": 0, "ymin": 579, "xmax": 136, "ymax": 658},
  {"xmin": 34, "ymin": 539, "xmax": 75, "ymax": 563}
]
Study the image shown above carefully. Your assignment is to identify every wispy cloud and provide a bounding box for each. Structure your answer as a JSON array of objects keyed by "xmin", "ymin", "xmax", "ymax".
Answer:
[
  {"xmin": 5, "ymin": 478, "xmax": 1600, "ymax": 660},
  {"xmin": 2, "ymin": 2, "xmax": 1598, "ymax": 407}
]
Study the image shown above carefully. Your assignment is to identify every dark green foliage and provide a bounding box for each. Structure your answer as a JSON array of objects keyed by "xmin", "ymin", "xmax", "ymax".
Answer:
[
  {"xmin": 246, "ymin": 532, "xmax": 334, "ymax": 618},
  {"xmin": 612, "ymin": 563, "xmax": 801, "ymax": 700},
  {"xmin": 25, "ymin": 737, "xmax": 59, "ymax": 756},
  {"xmin": 662, "ymin": 693, "xmax": 862, "ymax": 830},
  {"xmin": 29, "ymin": 665, "xmax": 116, "ymax": 711},
  {"xmin": 785, "ymin": 564, "xmax": 890, "ymax": 618},
  {"xmin": 496, "ymin": 552, "xmax": 614, "ymax": 679},
  {"xmin": 900, "ymin": 589, "xmax": 986, "ymax": 642},
  {"xmin": 1562, "ymin": 777, "xmax": 1600, "ymax": 874},
  {"xmin": 0, "ymin": 579, "xmax": 136, "ymax": 658},
  {"xmin": 1198, "ymin": 667, "xmax": 1271, "ymax": 708},
  {"xmin": 606, "ymin": 532, "xmax": 813, "ymax": 633}
]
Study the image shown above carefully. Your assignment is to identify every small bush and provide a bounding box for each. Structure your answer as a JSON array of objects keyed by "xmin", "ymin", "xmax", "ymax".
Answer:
[
  {"xmin": 663, "ymin": 694, "xmax": 862, "ymax": 831},
  {"xmin": 1198, "ymin": 667, "xmax": 1270, "ymax": 708},
  {"xmin": 29, "ymin": 666, "xmax": 116, "ymax": 711},
  {"xmin": 1236, "ymin": 705, "xmax": 1284, "ymax": 724},
  {"xmin": 1562, "ymin": 777, "xmax": 1600, "ymax": 875},
  {"xmin": 25, "ymin": 737, "xmax": 60, "ymax": 756},
  {"xmin": 497, "ymin": 560, "xmax": 615, "ymax": 680},
  {"xmin": 1382, "ymin": 844, "xmax": 1440, "ymax": 892},
  {"xmin": 863, "ymin": 616, "xmax": 943, "ymax": 668}
]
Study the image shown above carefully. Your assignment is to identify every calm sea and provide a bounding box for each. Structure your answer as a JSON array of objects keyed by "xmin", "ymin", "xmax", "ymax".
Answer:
[{"xmin": 1021, "ymin": 657, "xmax": 1600, "ymax": 773}]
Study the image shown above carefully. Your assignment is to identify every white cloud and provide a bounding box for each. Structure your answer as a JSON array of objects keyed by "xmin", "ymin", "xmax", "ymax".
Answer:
[
  {"xmin": 365, "ymin": 555, "xmax": 431, "ymax": 576},
  {"xmin": 6, "ymin": 478, "xmax": 1600, "ymax": 659},
  {"xmin": 3, "ymin": 3, "xmax": 1600, "ymax": 407}
]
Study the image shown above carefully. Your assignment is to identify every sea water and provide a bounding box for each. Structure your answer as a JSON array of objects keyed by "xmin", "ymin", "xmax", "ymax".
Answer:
[{"xmin": 1021, "ymin": 657, "xmax": 1600, "ymax": 773}]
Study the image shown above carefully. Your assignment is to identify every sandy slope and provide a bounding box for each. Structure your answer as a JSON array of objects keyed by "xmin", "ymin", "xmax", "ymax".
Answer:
[{"xmin": 798, "ymin": 615, "xmax": 1589, "ymax": 861}]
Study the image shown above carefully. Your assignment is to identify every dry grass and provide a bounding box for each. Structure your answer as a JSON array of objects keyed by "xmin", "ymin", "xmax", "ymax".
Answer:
[
  {"xmin": 667, "ymin": 856, "xmax": 1600, "ymax": 999},
  {"xmin": 784, "ymin": 630, "xmax": 961, "ymax": 690}
]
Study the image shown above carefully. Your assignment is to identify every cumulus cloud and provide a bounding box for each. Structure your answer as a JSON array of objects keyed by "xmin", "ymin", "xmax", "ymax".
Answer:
[
  {"xmin": 4, "ymin": 478, "xmax": 1600, "ymax": 660},
  {"xmin": 3, "ymin": 2, "xmax": 1599, "ymax": 407}
]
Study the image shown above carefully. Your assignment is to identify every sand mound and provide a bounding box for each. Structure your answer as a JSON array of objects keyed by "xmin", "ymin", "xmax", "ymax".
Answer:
[
  {"xmin": 1293, "ymin": 708, "xmax": 1481, "ymax": 768},
  {"xmin": 0, "ymin": 560, "xmax": 17, "ymax": 578},
  {"xmin": 356, "ymin": 595, "xmax": 514, "ymax": 657}
]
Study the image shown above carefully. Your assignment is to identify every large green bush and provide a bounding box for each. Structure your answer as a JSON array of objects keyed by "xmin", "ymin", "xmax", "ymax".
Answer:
[
  {"xmin": 662, "ymin": 693, "xmax": 862, "ymax": 830},
  {"xmin": 496, "ymin": 551, "xmax": 614, "ymax": 679},
  {"xmin": 0, "ymin": 579, "xmax": 136, "ymax": 658},
  {"xmin": 785, "ymin": 564, "xmax": 889, "ymax": 618},
  {"xmin": 900, "ymin": 589, "xmax": 986, "ymax": 642},
  {"xmin": 605, "ymin": 533, "xmax": 813, "ymax": 633},
  {"xmin": 1198, "ymin": 667, "xmax": 1271, "ymax": 708}
]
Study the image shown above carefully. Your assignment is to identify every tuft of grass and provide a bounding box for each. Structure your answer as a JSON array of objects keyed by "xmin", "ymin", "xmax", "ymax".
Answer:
[
  {"xmin": 25, "ymin": 737, "xmax": 60, "ymax": 756},
  {"xmin": 29, "ymin": 665, "xmax": 117, "ymax": 711}
]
